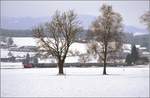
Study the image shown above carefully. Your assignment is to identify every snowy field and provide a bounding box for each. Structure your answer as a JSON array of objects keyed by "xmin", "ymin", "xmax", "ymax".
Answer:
[
  {"xmin": 1, "ymin": 67, "xmax": 149, "ymax": 97},
  {"xmin": 13, "ymin": 37, "xmax": 37, "ymax": 46},
  {"xmin": 0, "ymin": 62, "xmax": 23, "ymax": 69}
]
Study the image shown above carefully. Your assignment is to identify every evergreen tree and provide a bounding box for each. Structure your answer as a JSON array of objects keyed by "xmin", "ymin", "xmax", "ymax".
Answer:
[
  {"xmin": 125, "ymin": 54, "xmax": 132, "ymax": 65},
  {"xmin": 8, "ymin": 51, "xmax": 13, "ymax": 57},
  {"xmin": 26, "ymin": 53, "xmax": 30, "ymax": 64},
  {"xmin": 33, "ymin": 56, "xmax": 38, "ymax": 64},
  {"xmin": 131, "ymin": 45, "xmax": 139, "ymax": 64}
]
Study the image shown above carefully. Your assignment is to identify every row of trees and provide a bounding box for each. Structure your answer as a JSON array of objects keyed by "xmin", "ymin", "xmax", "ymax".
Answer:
[{"xmin": 33, "ymin": 4, "xmax": 149, "ymax": 75}]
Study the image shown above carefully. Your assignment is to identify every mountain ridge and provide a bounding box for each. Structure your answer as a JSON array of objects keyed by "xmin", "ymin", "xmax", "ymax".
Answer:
[{"xmin": 1, "ymin": 15, "xmax": 149, "ymax": 34}]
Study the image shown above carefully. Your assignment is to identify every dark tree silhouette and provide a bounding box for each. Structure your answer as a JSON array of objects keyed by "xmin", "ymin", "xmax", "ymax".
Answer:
[
  {"xmin": 131, "ymin": 45, "xmax": 139, "ymax": 64},
  {"xmin": 125, "ymin": 54, "xmax": 132, "ymax": 65},
  {"xmin": 26, "ymin": 53, "xmax": 30, "ymax": 64}
]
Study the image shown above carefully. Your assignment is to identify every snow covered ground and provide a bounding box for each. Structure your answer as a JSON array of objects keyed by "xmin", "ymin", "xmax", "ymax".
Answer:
[
  {"xmin": 0, "ymin": 62, "xmax": 23, "ymax": 69},
  {"xmin": 13, "ymin": 37, "xmax": 37, "ymax": 46},
  {"xmin": 1, "ymin": 49, "xmax": 35, "ymax": 58},
  {"xmin": 1, "ymin": 67, "xmax": 149, "ymax": 97}
]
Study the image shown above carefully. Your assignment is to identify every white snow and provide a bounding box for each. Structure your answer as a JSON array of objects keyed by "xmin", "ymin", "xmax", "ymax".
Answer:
[
  {"xmin": 1, "ymin": 49, "xmax": 35, "ymax": 58},
  {"xmin": 142, "ymin": 51, "xmax": 150, "ymax": 55},
  {"xmin": 12, "ymin": 38, "xmax": 87, "ymax": 54},
  {"xmin": 122, "ymin": 44, "xmax": 131, "ymax": 50},
  {"xmin": 1, "ymin": 37, "xmax": 149, "ymax": 97},
  {"xmin": 1, "ymin": 67, "xmax": 149, "ymax": 97},
  {"xmin": 69, "ymin": 43, "xmax": 87, "ymax": 54},
  {"xmin": 10, "ymin": 51, "xmax": 35, "ymax": 58},
  {"xmin": 38, "ymin": 58, "xmax": 57, "ymax": 63},
  {"xmin": 133, "ymin": 32, "xmax": 148, "ymax": 36},
  {"xmin": 65, "ymin": 56, "xmax": 79, "ymax": 63},
  {"xmin": 0, "ymin": 62, "xmax": 23, "ymax": 69},
  {"xmin": 1, "ymin": 49, "xmax": 9, "ymax": 58},
  {"xmin": 139, "ymin": 47, "xmax": 147, "ymax": 50},
  {"xmin": 13, "ymin": 37, "xmax": 37, "ymax": 46},
  {"xmin": 38, "ymin": 56, "xmax": 80, "ymax": 63}
]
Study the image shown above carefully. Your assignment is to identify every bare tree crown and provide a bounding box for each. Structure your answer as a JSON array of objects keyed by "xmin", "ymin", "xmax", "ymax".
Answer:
[
  {"xmin": 140, "ymin": 11, "xmax": 150, "ymax": 32},
  {"xmin": 88, "ymin": 4, "xmax": 123, "ymax": 62},
  {"xmin": 33, "ymin": 10, "xmax": 82, "ymax": 60}
]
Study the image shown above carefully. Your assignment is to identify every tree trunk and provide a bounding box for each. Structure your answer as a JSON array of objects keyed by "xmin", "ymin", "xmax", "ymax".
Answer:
[
  {"xmin": 103, "ymin": 59, "xmax": 107, "ymax": 75},
  {"xmin": 58, "ymin": 60, "xmax": 64, "ymax": 75},
  {"xmin": 103, "ymin": 43, "xmax": 107, "ymax": 75}
]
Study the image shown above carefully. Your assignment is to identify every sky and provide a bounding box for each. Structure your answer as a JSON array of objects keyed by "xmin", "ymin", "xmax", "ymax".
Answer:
[{"xmin": 1, "ymin": 1, "xmax": 149, "ymax": 29}]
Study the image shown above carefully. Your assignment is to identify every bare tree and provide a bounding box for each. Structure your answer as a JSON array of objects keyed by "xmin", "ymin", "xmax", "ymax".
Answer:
[
  {"xmin": 88, "ymin": 5, "xmax": 123, "ymax": 75},
  {"xmin": 33, "ymin": 10, "xmax": 82, "ymax": 75},
  {"xmin": 140, "ymin": 11, "xmax": 150, "ymax": 32},
  {"xmin": 140, "ymin": 11, "xmax": 150, "ymax": 52}
]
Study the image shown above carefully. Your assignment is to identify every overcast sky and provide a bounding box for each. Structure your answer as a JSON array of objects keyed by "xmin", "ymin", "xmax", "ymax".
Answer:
[{"xmin": 1, "ymin": 1, "xmax": 149, "ymax": 29}]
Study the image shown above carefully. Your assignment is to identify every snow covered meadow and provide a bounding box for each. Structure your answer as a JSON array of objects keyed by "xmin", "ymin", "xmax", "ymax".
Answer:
[
  {"xmin": 1, "ymin": 67, "xmax": 149, "ymax": 97},
  {"xmin": 0, "ymin": 37, "xmax": 150, "ymax": 97},
  {"xmin": 1, "ymin": 37, "xmax": 134, "ymax": 63}
]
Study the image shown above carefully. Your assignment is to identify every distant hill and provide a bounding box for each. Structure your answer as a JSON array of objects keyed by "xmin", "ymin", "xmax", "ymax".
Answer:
[
  {"xmin": 124, "ymin": 25, "xmax": 149, "ymax": 35},
  {"xmin": 1, "ymin": 15, "xmax": 149, "ymax": 35},
  {"xmin": 0, "ymin": 28, "xmax": 32, "ymax": 37},
  {"xmin": 1, "ymin": 15, "xmax": 95, "ymax": 30},
  {"xmin": 0, "ymin": 28, "xmax": 88, "ymax": 38},
  {"xmin": 1, "ymin": 17, "xmax": 50, "ymax": 30}
]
